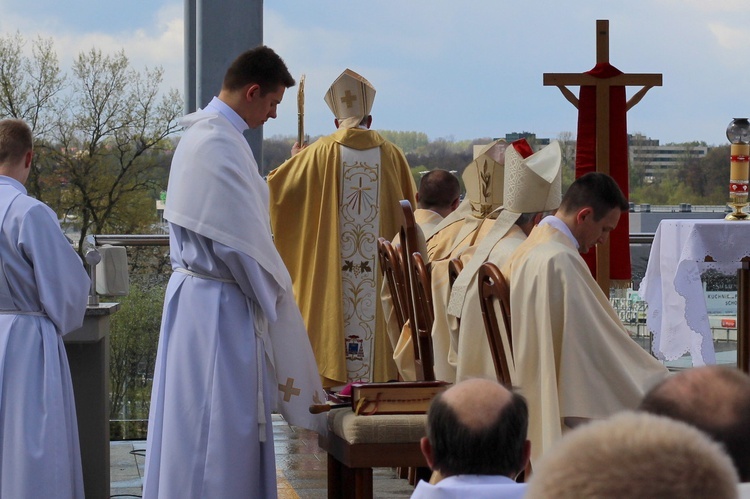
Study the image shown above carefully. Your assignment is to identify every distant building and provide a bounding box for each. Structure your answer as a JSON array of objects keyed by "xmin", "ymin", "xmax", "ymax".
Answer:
[
  {"xmin": 504, "ymin": 131, "xmax": 551, "ymax": 146},
  {"xmin": 472, "ymin": 132, "xmax": 553, "ymax": 159},
  {"xmin": 154, "ymin": 191, "xmax": 168, "ymax": 234},
  {"xmin": 629, "ymin": 133, "xmax": 708, "ymax": 181}
]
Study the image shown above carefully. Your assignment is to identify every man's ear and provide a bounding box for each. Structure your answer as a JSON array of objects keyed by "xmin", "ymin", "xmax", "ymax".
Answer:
[
  {"xmin": 245, "ymin": 83, "xmax": 261, "ymax": 102},
  {"xmin": 575, "ymin": 206, "xmax": 592, "ymax": 225},
  {"xmin": 450, "ymin": 197, "xmax": 460, "ymax": 211},
  {"xmin": 24, "ymin": 150, "xmax": 33, "ymax": 169},
  {"xmin": 520, "ymin": 439, "xmax": 531, "ymax": 473},
  {"xmin": 420, "ymin": 436, "xmax": 435, "ymax": 470}
]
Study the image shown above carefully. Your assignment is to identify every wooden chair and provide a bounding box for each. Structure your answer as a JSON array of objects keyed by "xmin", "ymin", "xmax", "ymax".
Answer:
[
  {"xmin": 410, "ymin": 251, "xmax": 435, "ymax": 382},
  {"xmin": 477, "ymin": 261, "xmax": 513, "ymax": 386},
  {"xmin": 399, "ymin": 200, "xmax": 435, "ymax": 381},
  {"xmin": 476, "ymin": 261, "xmax": 533, "ymax": 482},
  {"xmin": 319, "ymin": 410, "xmax": 429, "ymax": 499},
  {"xmin": 319, "ymin": 202, "xmax": 433, "ymax": 499},
  {"xmin": 377, "ymin": 237, "xmax": 414, "ymax": 481},
  {"xmin": 377, "ymin": 237, "xmax": 408, "ymax": 332}
]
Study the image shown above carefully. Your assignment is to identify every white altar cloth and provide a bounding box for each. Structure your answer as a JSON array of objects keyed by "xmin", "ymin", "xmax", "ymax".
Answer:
[{"xmin": 639, "ymin": 219, "xmax": 750, "ymax": 366}]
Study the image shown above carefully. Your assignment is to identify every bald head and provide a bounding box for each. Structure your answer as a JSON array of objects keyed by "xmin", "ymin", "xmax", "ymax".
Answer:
[
  {"xmin": 640, "ymin": 365, "xmax": 750, "ymax": 481},
  {"xmin": 424, "ymin": 378, "xmax": 528, "ymax": 478},
  {"xmin": 441, "ymin": 378, "xmax": 512, "ymax": 430}
]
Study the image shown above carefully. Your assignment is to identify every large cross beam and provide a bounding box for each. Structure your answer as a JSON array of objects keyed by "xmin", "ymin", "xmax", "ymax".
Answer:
[{"xmin": 543, "ymin": 19, "xmax": 662, "ymax": 294}]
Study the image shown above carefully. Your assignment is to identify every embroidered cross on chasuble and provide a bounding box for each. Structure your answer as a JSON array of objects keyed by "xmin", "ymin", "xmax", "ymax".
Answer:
[
  {"xmin": 339, "ymin": 145, "xmax": 381, "ymax": 382},
  {"xmin": 544, "ymin": 19, "xmax": 662, "ymax": 291}
]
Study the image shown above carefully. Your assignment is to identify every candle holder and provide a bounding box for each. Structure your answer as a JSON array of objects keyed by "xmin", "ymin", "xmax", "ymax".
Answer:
[{"xmin": 726, "ymin": 118, "xmax": 750, "ymax": 220}]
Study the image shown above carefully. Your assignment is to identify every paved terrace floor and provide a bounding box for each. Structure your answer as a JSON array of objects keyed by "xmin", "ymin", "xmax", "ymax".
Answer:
[{"xmin": 110, "ymin": 413, "xmax": 415, "ymax": 498}]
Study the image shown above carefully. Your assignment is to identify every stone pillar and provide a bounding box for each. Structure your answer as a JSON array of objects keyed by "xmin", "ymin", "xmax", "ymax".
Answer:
[
  {"xmin": 64, "ymin": 303, "xmax": 120, "ymax": 499},
  {"xmin": 186, "ymin": 0, "xmax": 264, "ymax": 166}
]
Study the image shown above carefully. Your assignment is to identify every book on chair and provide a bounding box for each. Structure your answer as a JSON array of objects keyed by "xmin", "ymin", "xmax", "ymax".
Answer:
[{"xmin": 350, "ymin": 381, "xmax": 450, "ymax": 415}]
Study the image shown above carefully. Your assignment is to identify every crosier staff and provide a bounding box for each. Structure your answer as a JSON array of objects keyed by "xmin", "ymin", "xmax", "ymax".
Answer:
[{"xmin": 297, "ymin": 74, "xmax": 305, "ymax": 147}]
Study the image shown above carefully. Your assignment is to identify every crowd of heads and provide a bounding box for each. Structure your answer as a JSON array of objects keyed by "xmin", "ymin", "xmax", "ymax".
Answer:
[
  {"xmin": 425, "ymin": 366, "xmax": 750, "ymax": 497},
  {"xmin": 525, "ymin": 411, "xmax": 739, "ymax": 499}
]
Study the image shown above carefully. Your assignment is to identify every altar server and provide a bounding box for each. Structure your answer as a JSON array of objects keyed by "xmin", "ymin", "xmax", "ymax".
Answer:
[
  {"xmin": 143, "ymin": 46, "xmax": 326, "ymax": 499},
  {"xmin": 0, "ymin": 118, "xmax": 90, "ymax": 498}
]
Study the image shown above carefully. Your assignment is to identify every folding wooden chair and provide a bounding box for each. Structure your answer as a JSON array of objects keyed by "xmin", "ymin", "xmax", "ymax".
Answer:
[
  {"xmin": 377, "ymin": 237, "xmax": 408, "ymax": 332},
  {"xmin": 477, "ymin": 261, "xmax": 513, "ymax": 386},
  {"xmin": 320, "ymin": 202, "xmax": 434, "ymax": 499},
  {"xmin": 399, "ymin": 200, "xmax": 435, "ymax": 382},
  {"xmin": 476, "ymin": 262, "xmax": 533, "ymax": 481},
  {"xmin": 410, "ymin": 250, "xmax": 435, "ymax": 382}
]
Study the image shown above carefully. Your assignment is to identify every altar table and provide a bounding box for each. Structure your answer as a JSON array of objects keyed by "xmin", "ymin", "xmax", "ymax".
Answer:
[{"xmin": 639, "ymin": 219, "xmax": 750, "ymax": 367}]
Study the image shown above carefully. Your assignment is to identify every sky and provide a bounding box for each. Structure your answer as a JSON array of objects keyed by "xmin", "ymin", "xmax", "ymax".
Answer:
[{"xmin": 2, "ymin": 0, "xmax": 749, "ymax": 146}]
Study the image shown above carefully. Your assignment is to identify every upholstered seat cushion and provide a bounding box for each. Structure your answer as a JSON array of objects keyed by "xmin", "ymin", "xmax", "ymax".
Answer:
[{"xmin": 327, "ymin": 408, "xmax": 427, "ymax": 445}]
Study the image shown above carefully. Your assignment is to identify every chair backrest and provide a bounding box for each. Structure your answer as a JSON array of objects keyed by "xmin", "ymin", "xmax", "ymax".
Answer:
[
  {"xmin": 399, "ymin": 199, "xmax": 434, "ymax": 381},
  {"xmin": 477, "ymin": 261, "xmax": 513, "ymax": 385},
  {"xmin": 448, "ymin": 257, "xmax": 463, "ymax": 289},
  {"xmin": 411, "ymin": 250, "xmax": 435, "ymax": 381},
  {"xmin": 378, "ymin": 237, "xmax": 407, "ymax": 331}
]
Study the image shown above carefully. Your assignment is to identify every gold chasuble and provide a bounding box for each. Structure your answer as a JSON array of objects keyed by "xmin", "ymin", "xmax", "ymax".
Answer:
[{"xmin": 268, "ymin": 127, "xmax": 416, "ymax": 387}]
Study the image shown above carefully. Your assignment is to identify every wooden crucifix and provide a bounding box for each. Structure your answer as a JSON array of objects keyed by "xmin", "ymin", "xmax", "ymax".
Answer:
[{"xmin": 543, "ymin": 19, "xmax": 662, "ymax": 296}]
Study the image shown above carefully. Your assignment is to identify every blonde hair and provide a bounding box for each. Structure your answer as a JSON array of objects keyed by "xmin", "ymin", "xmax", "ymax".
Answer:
[{"xmin": 526, "ymin": 411, "xmax": 738, "ymax": 499}]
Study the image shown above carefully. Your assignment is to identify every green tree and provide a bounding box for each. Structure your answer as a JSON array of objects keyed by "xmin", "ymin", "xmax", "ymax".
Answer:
[
  {"xmin": 261, "ymin": 135, "xmax": 297, "ymax": 175},
  {"xmin": 108, "ymin": 276, "xmax": 166, "ymax": 434},
  {"xmin": 0, "ymin": 33, "xmax": 66, "ymax": 197},
  {"xmin": 379, "ymin": 130, "xmax": 429, "ymax": 153},
  {"xmin": 0, "ymin": 34, "xmax": 182, "ymax": 251}
]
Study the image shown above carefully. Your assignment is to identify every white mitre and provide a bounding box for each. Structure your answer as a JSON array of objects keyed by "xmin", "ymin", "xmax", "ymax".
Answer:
[
  {"xmin": 462, "ymin": 139, "xmax": 507, "ymax": 218},
  {"xmin": 324, "ymin": 69, "xmax": 376, "ymax": 129},
  {"xmin": 504, "ymin": 139, "xmax": 562, "ymax": 213},
  {"xmin": 446, "ymin": 140, "xmax": 562, "ymax": 318}
]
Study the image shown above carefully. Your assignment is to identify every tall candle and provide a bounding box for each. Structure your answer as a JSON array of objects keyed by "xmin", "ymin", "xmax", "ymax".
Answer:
[{"xmin": 729, "ymin": 143, "xmax": 750, "ymax": 198}]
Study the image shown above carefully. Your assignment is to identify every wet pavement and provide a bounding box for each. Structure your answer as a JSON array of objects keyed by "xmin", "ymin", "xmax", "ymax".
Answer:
[{"xmin": 109, "ymin": 413, "xmax": 415, "ymax": 498}]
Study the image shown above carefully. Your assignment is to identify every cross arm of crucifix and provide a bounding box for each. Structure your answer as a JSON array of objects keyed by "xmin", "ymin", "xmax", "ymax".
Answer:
[{"xmin": 542, "ymin": 73, "xmax": 662, "ymax": 110}]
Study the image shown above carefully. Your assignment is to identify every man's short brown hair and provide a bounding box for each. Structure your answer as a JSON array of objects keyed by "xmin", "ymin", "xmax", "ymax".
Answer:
[
  {"xmin": 222, "ymin": 46, "xmax": 295, "ymax": 95},
  {"xmin": 0, "ymin": 119, "xmax": 32, "ymax": 166},
  {"xmin": 559, "ymin": 172, "xmax": 628, "ymax": 220}
]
